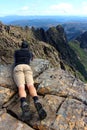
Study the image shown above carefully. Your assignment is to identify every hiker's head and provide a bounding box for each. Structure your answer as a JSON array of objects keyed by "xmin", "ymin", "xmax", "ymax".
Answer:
[{"xmin": 21, "ymin": 41, "xmax": 29, "ymax": 49}]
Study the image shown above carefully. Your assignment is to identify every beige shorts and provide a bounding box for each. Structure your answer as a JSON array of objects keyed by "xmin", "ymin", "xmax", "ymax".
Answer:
[{"xmin": 13, "ymin": 64, "xmax": 34, "ymax": 87}]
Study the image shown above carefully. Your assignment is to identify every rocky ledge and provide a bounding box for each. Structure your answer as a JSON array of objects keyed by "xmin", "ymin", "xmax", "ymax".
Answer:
[{"xmin": 0, "ymin": 59, "xmax": 87, "ymax": 130}]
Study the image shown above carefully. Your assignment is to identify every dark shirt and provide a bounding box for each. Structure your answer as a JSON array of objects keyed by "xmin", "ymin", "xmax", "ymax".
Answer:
[{"xmin": 14, "ymin": 48, "xmax": 33, "ymax": 66}]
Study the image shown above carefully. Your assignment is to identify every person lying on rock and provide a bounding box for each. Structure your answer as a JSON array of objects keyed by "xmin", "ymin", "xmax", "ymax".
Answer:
[{"xmin": 13, "ymin": 40, "xmax": 47, "ymax": 120}]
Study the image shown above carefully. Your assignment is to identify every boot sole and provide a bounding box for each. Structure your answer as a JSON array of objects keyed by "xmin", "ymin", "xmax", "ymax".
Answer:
[
  {"xmin": 35, "ymin": 102, "xmax": 47, "ymax": 120},
  {"xmin": 22, "ymin": 104, "xmax": 31, "ymax": 120},
  {"xmin": 22, "ymin": 104, "xmax": 29, "ymax": 112}
]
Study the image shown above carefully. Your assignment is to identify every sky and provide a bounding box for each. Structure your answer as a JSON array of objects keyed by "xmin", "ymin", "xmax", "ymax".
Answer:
[{"xmin": 0, "ymin": 0, "xmax": 87, "ymax": 17}]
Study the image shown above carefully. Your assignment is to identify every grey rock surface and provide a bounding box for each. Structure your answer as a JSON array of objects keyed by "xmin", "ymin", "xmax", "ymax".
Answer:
[
  {"xmin": 0, "ymin": 59, "xmax": 87, "ymax": 130},
  {"xmin": 0, "ymin": 113, "xmax": 34, "ymax": 130}
]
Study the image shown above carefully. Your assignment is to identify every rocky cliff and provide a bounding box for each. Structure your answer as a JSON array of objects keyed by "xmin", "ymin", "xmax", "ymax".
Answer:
[
  {"xmin": 0, "ymin": 22, "xmax": 87, "ymax": 81},
  {"xmin": 32, "ymin": 25, "xmax": 87, "ymax": 81}
]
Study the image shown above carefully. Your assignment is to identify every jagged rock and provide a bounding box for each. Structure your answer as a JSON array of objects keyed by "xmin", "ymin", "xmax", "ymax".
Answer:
[
  {"xmin": 0, "ymin": 113, "xmax": 34, "ymax": 130},
  {"xmin": 0, "ymin": 86, "xmax": 14, "ymax": 108},
  {"xmin": 41, "ymin": 25, "xmax": 87, "ymax": 81},
  {"xmin": 30, "ymin": 41, "xmax": 60, "ymax": 68},
  {"xmin": 36, "ymin": 68, "xmax": 87, "ymax": 103},
  {"xmin": 0, "ymin": 64, "xmax": 15, "ymax": 89},
  {"xmin": 30, "ymin": 58, "xmax": 50, "ymax": 78}
]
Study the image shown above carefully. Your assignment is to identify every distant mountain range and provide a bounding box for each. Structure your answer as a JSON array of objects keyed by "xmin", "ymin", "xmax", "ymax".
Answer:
[
  {"xmin": 63, "ymin": 22, "xmax": 87, "ymax": 40},
  {"xmin": 0, "ymin": 15, "xmax": 87, "ymax": 40},
  {"xmin": 0, "ymin": 15, "xmax": 87, "ymax": 24}
]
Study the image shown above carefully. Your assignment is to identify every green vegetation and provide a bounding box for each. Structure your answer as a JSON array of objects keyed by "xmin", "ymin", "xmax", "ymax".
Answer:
[{"xmin": 69, "ymin": 41, "xmax": 87, "ymax": 82}]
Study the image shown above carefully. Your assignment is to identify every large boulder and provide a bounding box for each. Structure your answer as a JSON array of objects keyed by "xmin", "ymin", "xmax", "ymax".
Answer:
[
  {"xmin": 0, "ymin": 113, "xmax": 34, "ymax": 130},
  {"xmin": 0, "ymin": 64, "xmax": 15, "ymax": 89},
  {"xmin": 36, "ymin": 68, "xmax": 87, "ymax": 103},
  {"xmin": 0, "ymin": 86, "xmax": 14, "ymax": 108},
  {"xmin": 52, "ymin": 98, "xmax": 87, "ymax": 130},
  {"xmin": 30, "ymin": 58, "xmax": 50, "ymax": 77}
]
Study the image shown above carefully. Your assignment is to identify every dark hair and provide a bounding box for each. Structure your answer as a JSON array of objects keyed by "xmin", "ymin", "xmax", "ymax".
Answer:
[{"xmin": 21, "ymin": 41, "xmax": 29, "ymax": 48}]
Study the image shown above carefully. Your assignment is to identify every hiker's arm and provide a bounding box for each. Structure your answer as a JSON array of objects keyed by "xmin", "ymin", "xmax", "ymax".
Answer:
[{"xmin": 30, "ymin": 52, "xmax": 34, "ymax": 61}]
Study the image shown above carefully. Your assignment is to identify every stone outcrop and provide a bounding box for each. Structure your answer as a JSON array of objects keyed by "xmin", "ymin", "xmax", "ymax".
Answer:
[
  {"xmin": 36, "ymin": 68, "xmax": 87, "ymax": 103},
  {"xmin": 0, "ymin": 113, "xmax": 34, "ymax": 130},
  {"xmin": 0, "ymin": 58, "xmax": 87, "ymax": 130},
  {"xmin": 33, "ymin": 24, "xmax": 87, "ymax": 81},
  {"xmin": 0, "ymin": 64, "xmax": 15, "ymax": 88}
]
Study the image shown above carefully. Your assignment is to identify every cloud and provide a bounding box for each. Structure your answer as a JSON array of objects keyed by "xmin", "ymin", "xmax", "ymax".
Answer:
[
  {"xmin": 16, "ymin": 6, "xmax": 30, "ymax": 15},
  {"xmin": 81, "ymin": 2, "xmax": 87, "ymax": 13},
  {"xmin": 21, "ymin": 6, "xmax": 29, "ymax": 11},
  {"xmin": 48, "ymin": 3, "xmax": 75, "ymax": 15},
  {"xmin": 50, "ymin": 3, "xmax": 72, "ymax": 10},
  {"xmin": 5, "ymin": 1, "xmax": 87, "ymax": 16},
  {"xmin": 47, "ymin": 2, "xmax": 87, "ymax": 16}
]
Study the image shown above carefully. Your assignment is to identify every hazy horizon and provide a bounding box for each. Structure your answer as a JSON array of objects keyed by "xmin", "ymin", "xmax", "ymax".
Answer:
[{"xmin": 0, "ymin": 15, "xmax": 87, "ymax": 18}]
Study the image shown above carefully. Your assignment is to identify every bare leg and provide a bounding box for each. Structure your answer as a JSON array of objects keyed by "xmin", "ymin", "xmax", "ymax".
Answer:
[
  {"xmin": 27, "ymin": 84, "xmax": 37, "ymax": 97},
  {"xmin": 18, "ymin": 85, "xmax": 26, "ymax": 98}
]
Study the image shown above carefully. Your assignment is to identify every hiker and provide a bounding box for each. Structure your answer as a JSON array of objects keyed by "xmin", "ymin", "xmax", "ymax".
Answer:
[{"xmin": 13, "ymin": 40, "xmax": 47, "ymax": 120}]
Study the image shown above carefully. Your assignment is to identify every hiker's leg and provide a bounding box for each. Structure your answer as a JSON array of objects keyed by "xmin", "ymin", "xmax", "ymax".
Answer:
[
  {"xmin": 27, "ymin": 84, "xmax": 38, "ymax": 97},
  {"xmin": 18, "ymin": 85, "xmax": 29, "ymax": 109},
  {"xmin": 18, "ymin": 85, "xmax": 26, "ymax": 98},
  {"xmin": 24, "ymin": 65, "xmax": 38, "ymax": 99},
  {"xmin": 25, "ymin": 65, "xmax": 47, "ymax": 119},
  {"xmin": 13, "ymin": 65, "xmax": 30, "ymax": 118},
  {"xmin": 13, "ymin": 65, "xmax": 26, "ymax": 99}
]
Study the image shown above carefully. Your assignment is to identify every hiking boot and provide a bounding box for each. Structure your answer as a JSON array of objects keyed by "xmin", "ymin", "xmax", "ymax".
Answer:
[
  {"xmin": 21, "ymin": 101, "xmax": 30, "ymax": 120},
  {"xmin": 34, "ymin": 101, "xmax": 47, "ymax": 120}
]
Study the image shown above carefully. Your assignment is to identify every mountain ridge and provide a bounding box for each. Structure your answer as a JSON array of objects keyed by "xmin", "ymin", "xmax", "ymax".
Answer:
[
  {"xmin": 0, "ymin": 22, "xmax": 87, "ymax": 82},
  {"xmin": 1, "ymin": 15, "xmax": 87, "ymax": 41}
]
